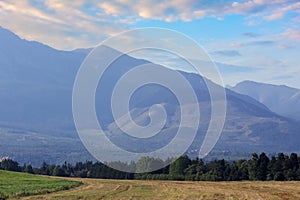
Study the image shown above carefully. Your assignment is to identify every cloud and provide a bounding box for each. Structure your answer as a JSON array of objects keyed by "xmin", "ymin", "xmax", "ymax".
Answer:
[
  {"xmin": 231, "ymin": 0, "xmax": 267, "ymax": 14},
  {"xmin": 230, "ymin": 0, "xmax": 300, "ymax": 15},
  {"xmin": 264, "ymin": 1, "xmax": 300, "ymax": 21},
  {"xmin": 264, "ymin": 12, "xmax": 285, "ymax": 20},
  {"xmin": 277, "ymin": 28, "xmax": 300, "ymax": 41},
  {"xmin": 271, "ymin": 74, "xmax": 294, "ymax": 81},
  {"xmin": 213, "ymin": 50, "xmax": 242, "ymax": 57},
  {"xmin": 230, "ymin": 0, "xmax": 300, "ymax": 25},
  {"xmin": 231, "ymin": 40, "xmax": 276, "ymax": 47},
  {"xmin": 233, "ymin": 28, "xmax": 300, "ymax": 50},
  {"xmin": 0, "ymin": 0, "xmax": 127, "ymax": 50},
  {"xmin": 216, "ymin": 62, "xmax": 260, "ymax": 74},
  {"xmin": 0, "ymin": 0, "xmax": 299, "ymax": 49},
  {"xmin": 243, "ymin": 32, "xmax": 261, "ymax": 38},
  {"xmin": 248, "ymin": 40, "xmax": 276, "ymax": 46},
  {"xmin": 0, "ymin": 1, "xmax": 63, "ymax": 24},
  {"xmin": 96, "ymin": 1, "xmax": 229, "ymax": 22},
  {"xmin": 94, "ymin": 0, "xmax": 300, "ymax": 22}
]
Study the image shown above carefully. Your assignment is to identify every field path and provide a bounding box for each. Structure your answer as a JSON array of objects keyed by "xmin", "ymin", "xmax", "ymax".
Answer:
[{"xmin": 20, "ymin": 177, "xmax": 300, "ymax": 200}]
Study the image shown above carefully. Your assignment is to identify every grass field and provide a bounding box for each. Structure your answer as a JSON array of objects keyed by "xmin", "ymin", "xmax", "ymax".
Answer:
[
  {"xmin": 19, "ymin": 177, "xmax": 300, "ymax": 200},
  {"xmin": 0, "ymin": 170, "xmax": 81, "ymax": 199},
  {"xmin": 1, "ymin": 170, "xmax": 299, "ymax": 199}
]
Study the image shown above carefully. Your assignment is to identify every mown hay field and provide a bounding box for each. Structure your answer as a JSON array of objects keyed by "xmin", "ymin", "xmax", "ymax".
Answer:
[{"xmin": 20, "ymin": 176, "xmax": 300, "ymax": 200}]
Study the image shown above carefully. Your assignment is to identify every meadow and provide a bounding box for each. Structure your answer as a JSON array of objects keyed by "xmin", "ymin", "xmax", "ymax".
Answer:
[
  {"xmin": 0, "ymin": 170, "xmax": 81, "ymax": 199},
  {"xmin": 21, "ymin": 177, "xmax": 300, "ymax": 200},
  {"xmin": 1, "ymin": 170, "xmax": 300, "ymax": 199}
]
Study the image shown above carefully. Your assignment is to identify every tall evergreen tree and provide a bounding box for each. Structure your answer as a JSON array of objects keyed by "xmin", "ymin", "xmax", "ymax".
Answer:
[
  {"xmin": 24, "ymin": 164, "xmax": 34, "ymax": 174},
  {"xmin": 256, "ymin": 153, "xmax": 269, "ymax": 181},
  {"xmin": 169, "ymin": 155, "xmax": 191, "ymax": 175},
  {"xmin": 248, "ymin": 153, "xmax": 258, "ymax": 180}
]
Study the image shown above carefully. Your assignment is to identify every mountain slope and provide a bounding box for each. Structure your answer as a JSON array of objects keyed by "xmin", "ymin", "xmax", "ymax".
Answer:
[
  {"xmin": 0, "ymin": 27, "xmax": 87, "ymax": 135},
  {"xmin": 230, "ymin": 80, "xmax": 300, "ymax": 121},
  {"xmin": 0, "ymin": 27, "xmax": 299, "ymax": 164}
]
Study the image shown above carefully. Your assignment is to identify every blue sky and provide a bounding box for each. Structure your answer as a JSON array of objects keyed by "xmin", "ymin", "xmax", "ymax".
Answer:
[{"xmin": 0, "ymin": 0, "xmax": 299, "ymax": 88}]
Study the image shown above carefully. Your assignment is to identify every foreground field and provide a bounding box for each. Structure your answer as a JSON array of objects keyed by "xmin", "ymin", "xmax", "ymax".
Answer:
[
  {"xmin": 20, "ymin": 177, "xmax": 300, "ymax": 200},
  {"xmin": 0, "ymin": 170, "xmax": 81, "ymax": 199}
]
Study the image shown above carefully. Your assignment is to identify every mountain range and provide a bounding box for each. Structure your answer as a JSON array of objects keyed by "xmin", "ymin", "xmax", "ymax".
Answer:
[
  {"xmin": 230, "ymin": 81, "xmax": 300, "ymax": 121},
  {"xmin": 0, "ymin": 26, "xmax": 299, "ymax": 165}
]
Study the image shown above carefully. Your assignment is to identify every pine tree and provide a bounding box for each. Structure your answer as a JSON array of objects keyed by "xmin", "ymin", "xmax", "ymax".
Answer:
[
  {"xmin": 24, "ymin": 164, "xmax": 34, "ymax": 174},
  {"xmin": 257, "ymin": 153, "xmax": 269, "ymax": 181},
  {"xmin": 248, "ymin": 153, "xmax": 258, "ymax": 180},
  {"xmin": 169, "ymin": 155, "xmax": 191, "ymax": 175}
]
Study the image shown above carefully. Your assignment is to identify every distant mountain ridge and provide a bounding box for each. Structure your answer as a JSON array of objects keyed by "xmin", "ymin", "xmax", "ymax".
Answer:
[
  {"xmin": 0, "ymin": 26, "xmax": 87, "ymax": 135},
  {"xmin": 230, "ymin": 80, "xmax": 300, "ymax": 121},
  {"xmin": 0, "ymin": 26, "xmax": 299, "ymax": 164}
]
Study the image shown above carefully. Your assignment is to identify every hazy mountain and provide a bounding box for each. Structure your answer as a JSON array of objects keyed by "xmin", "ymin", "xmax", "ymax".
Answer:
[
  {"xmin": 0, "ymin": 27, "xmax": 299, "ymax": 164},
  {"xmin": 0, "ymin": 26, "xmax": 86, "ymax": 135},
  {"xmin": 230, "ymin": 80, "xmax": 300, "ymax": 121}
]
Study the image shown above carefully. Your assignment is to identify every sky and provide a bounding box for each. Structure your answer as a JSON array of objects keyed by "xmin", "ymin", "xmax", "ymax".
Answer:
[{"xmin": 0, "ymin": 0, "xmax": 300, "ymax": 88}]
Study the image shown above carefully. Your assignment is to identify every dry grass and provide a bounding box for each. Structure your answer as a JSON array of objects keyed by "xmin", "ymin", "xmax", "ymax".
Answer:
[{"xmin": 20, "ymin": 177, "xmax": 300, "ymax": 200}]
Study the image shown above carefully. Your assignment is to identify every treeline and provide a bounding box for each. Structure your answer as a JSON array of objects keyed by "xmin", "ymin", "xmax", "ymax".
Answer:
[{"xmin": 1, "ymin": 152, "xmax": 300, "ymax": 181}]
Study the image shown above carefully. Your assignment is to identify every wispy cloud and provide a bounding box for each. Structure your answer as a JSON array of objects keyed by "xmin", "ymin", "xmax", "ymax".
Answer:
[
  {"xmin": 277, "ymin": 28, "xmax": 300, "ymax": 41},
  {"xmin": 263, "ymin": 1, "xmax": 300, "ymax": 21},
  {"xmin": 0, "ymin": 0, "xmax": 299, "ymax": 49},
  {"xmin": 0, "ymin": 0, "xmax": 127, "ymax": 49},
  {"xmin": 248, "ymin": 40, "xmax": 276, "ymax": 46},
  {"xmin": 216, "ymin": 62, "xmax": 260, "ymax": 74},
  {"xmin": 243, "ymin": 32, "xmax": 261, "ymax": 38},
  {"xmin": 95, "ymin": 0, "xmax": 300, "ymax": 22},
  {"xmin": 231, "ymin": 40, "xmax": 276, "ymax": 47},
  {"xmin": 271, "ymin": 74, "xmax": 294, "ymax": 81},
  {"xmin": 213, "ymin": 50, "xmax": 242, "ymax": 57}
]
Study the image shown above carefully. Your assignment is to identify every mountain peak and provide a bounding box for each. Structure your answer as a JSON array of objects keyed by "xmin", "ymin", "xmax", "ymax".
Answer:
[
  {"xmin": 236, "ymin": 80, "xmax": 297, "ymax": 91},
  {"xmin": 0, "ymin": 26, "xmax": 21, "ymax": 41},
  {"xmin": 232, "ymin": 80, "xmax": 300, "ymax": 120},
  {"xmin": 72, "ymin": 48, "xmax": 93, "ymax": 54}
]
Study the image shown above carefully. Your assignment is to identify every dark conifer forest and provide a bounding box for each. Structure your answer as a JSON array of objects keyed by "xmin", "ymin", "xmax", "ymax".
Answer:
[{"xmin": 1, "ymin": 152, "xmax": 300, "ymax": 181}]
